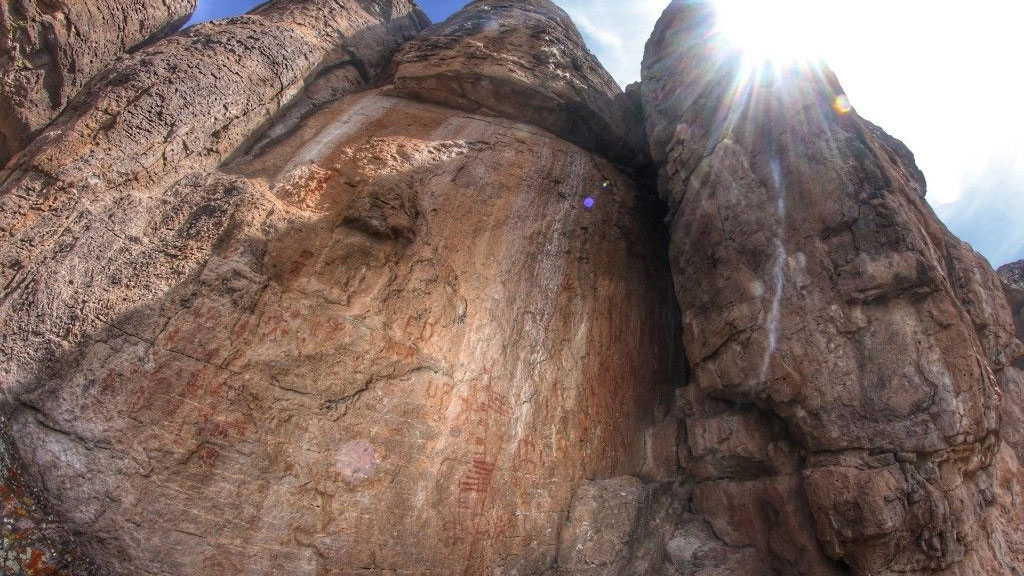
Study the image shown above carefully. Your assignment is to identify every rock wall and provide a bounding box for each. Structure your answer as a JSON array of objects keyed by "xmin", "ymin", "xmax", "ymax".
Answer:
[
  {"xmin": 638, "ymin": 1, "xmax": 1024, "ymax": 573},
  {"xmin": 0, "ymin": 1, "xmax": 683, "ymax": 574},
  {"xmin": 2, "ymin": 0, "xmax": 1023, "ymax": 575},
  {"xmin": 0, "ymin": 0, "xmax": 430, "ymax": 394},
  {"xmin": 999, "ymin": 260, "xmax": 1024, "ymax": 370},
  {"xmin": 383, "ymin": 0, "xmax": 648, "ymax": 174},
  {"xmin": 0, "ymin": 0, "xmax": 428, "ymax": 573},
  {"xmin": 996, "ymin": 261, "xmax": 1024, "ymax": 571},
  {"xmin": 0, "ymin": 0, "xmax": 197, "ymax": 169},
  {"xmin": 641, "ymin": 2, "xmax": 1023, "ymax": 575}
]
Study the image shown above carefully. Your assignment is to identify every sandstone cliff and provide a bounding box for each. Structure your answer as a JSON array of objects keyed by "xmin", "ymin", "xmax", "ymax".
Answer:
[
  {"xmin": 0, "ymin": 0, "xmax": 197, "ymax": 169},
  {"xmin": 2, "ymin": 1, "xmax": 1023, "ymax": 575},
  {"xmin": 1, "ymin": 1, "xmax": 682, "ymax": 574},
  {"xmin": 642, "ymin": 2, "xmax": 1024, "ymax": 575}
]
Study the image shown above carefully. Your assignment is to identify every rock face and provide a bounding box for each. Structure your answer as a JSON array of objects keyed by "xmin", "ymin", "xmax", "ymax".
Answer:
[
  {"xmin": 3, "ymin": 0, "xmax": 1024, "ymax": 575},
  {"xmin": 383, "ymin": 0, "xmax": 648, "ymax": 174},
  {"xmin": 996, "ymin": 260, "xmax": 1024, "ymax": 569},
  {"xmin": 0, "ymin": 1, "xmax": 683, "ymax": 574},
  {"xmin": 999, "ymin": 260, "xmax": 1024, "ymax": 370},
  {"xmin": 0, "ymin": 0, "xmax": 197, "ymax": 169},
  {"xmin": 558, "ymin": 477, "xmax": 684, "ymax": 575},
  {"xmin": 0, "ymin": 0, "xmax": 431, "ymax": 389},
  {"xmin": 642, "ymin": 2, "xmax": 1024, "ymax": 575},
  {"xmin": 0, "ymin": 427, "xmax": 97, "ymax": 576}
]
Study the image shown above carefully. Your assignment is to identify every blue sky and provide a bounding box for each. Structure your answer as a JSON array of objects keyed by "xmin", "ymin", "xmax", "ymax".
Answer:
[
  {"xmin": 188, "ymin": 0, "xmax": 464, "ymax": 25},
  {"xmin": 188, "ymin": 0, "xmax": 1023, "ymax": 268}
]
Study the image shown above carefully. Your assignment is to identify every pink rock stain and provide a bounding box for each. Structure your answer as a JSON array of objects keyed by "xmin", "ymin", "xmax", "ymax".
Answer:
[{"xmin": 334, "ymin": 440, "xmax": 380, "ymax": 485}]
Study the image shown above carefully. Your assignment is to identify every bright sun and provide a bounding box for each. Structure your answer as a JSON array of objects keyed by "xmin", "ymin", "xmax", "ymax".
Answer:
[
  {"xmin": 713, "ymin": 0, "xmax": 835, "ymax": 65},
  {"xmin": 707, "ymin": 0, "xmax": 1024, "ymax": 207}
]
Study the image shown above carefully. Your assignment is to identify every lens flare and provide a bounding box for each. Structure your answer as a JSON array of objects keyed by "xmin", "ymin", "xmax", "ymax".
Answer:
[
  {"xmin": 833, "ymin": 94, "xmax": 852, "ymax": 114},
  {"xmin": 583, "ymin": 196, "xmax": 596, "ymax": 210}
]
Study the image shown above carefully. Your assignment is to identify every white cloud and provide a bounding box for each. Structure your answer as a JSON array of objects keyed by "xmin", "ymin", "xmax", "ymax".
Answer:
[{"xmin": 556, "ymin": 0, "xmax": 666, "ymax": 87}]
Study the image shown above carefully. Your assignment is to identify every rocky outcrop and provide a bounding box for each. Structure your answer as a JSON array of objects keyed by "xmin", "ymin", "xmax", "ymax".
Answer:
[
  {"xmin": 996, "ymin": 260, "xmax": 1024, "ymax": 569},
  {"xmin": 999, "ymin": 260, "xmax": 1024, "ymax": 369},
  {"xmin": 383, "ymin": 0, "xmax": 648, "ymax": 174},
  {"xmin": 3, "ymin": 0, "xmax": 1023, "ymax": 574},
  {"xmin": 642, "ymin": 2, "xmax": 1023, "ymax": 575},
  {"xmin": 0, "ymin": 0, "xmax": 683, "ymax": 574},
  {"xmin": 0, "ymin": 0, "xmax": 429, "ymax": 573},
  {"xmin": 0, "ymin": 0, "xmax": 430, "ymax": 391},
  {"xmin": 0, "ymin": 0, "xmax": 197, "ymax": 169}
]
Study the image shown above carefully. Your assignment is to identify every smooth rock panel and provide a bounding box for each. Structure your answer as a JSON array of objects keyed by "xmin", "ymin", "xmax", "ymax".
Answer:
[{"xmin": 8, "ymin": 88, "xmax": 680, "ymax": 575}]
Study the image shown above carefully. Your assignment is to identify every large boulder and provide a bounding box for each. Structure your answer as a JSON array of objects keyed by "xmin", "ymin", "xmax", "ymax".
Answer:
[
  {"xmin": 0, "ymin": 0, "xmax": 197, "ymax": 168},
  {"xmin": 0, "ymin": 0, "xmax": 430, "ymax": 392},
  {"xmin": 641, "ymin": 1, "xmax": 1023, "ymax": 574},
  {"xmin": 384, "ymin": 0, "xmax": 648, "ymax": 175},
  {"xmin": 0, "ymin": 0, "xmax": 683, "ymax": 574}
]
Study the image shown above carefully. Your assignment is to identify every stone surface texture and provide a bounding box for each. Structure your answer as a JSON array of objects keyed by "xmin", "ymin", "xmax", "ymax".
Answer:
[
  {"xmin": 0, "ymin": 1, "xmax": 683, "ymax": 574},
  {"xmin": 383, "ymin": 0, "xmax": 648, "ymax": 174},
  {"xmin": 642, "ymin": 2, "xmax": 1024, "ymax": 575},
  {"xmin": 1, "ymin": 0, "xmax": 430, "ymax": 394},
  {"xmin": 0, "ymin": 0, "xmax": 197, "ymax": 169},
  {"xmin": 999, "ymin": 259, "xmax": 1024, "ymax": 370},
  {"xmin": 557, "ymin": 477, "xmax": 685, "ymax": 576},
  {"xmin": 2, "ymin": 0, "xmax": 1024, "ymax": 575}
]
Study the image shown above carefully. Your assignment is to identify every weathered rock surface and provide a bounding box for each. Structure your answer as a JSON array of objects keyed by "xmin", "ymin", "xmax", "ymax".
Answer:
[
  {"xmin": 4, "ymin": 0, "xmax": 1024, "ymax": 574},
  {"xmin": 0, "ymin": 0, "xmax": 426, "ymax": 573},
  {"xmin": 558, "ymin": 477, "xmax": 684, "ymax": 575},
  {"xmin": 999, "ymin": 260, "xmax": 1024, "ymax": 370},
  {"xmin": 665, "ymin": 515, "xmax": 772, "ymax": 576},
  {"xmin": 0, "ymin": 0, "xmax": 430, "ymax": 394},
  {"xmin": 0, "ymin": 0, "xmax": 197, "ymax": 169},
  {"xmin": 384, "ymin": 0, "xmax": 648, "ymax": 174},
  {"xmin": 642, "ymin": 1, "xmax": 1024, "ymax": 575},
  {"xmin": 0, "ymin": 0, "xmax": 684, "ymax": 574},
  {"xmin": 0, "ymin": 423, "xmax": 98, "ymax": 576}
]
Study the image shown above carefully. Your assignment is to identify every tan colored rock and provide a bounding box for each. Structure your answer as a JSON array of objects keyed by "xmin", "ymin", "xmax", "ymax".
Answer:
[
  {"xmin": 6, "ymin": 90, "xmax": 680, "ymax": 575},
  {"xmin": 0, "ymin": 1, "xmax": 427, "ymax": 574},
  {"xmin": 0, "ymin": 423, "xmax": 97, "ymax": 575},
  {"xmin": 995, "ymin": 443, "xmax": 1024, "ymax": 571},
  {"xmin": 7, "ymin": 0, "xmax": 1020, "ymax": 574},
  {"xmin": 0, "ymin": 1, "xmax": 684, "ymax": 574},
  {"xmin": 642, "ymin": 1, "xmax": 1023, "ymax": 574},
  {"xmin": 384, "ymin": 0, "xmax": 648, "ymax": 174},
  {"xmin": 677, "ymin": 391, "xmax": 837, "ymax": 575},
  {"xmin": 0, "ymin": 0, "xmax": 429, "ymax": 392},
  {"xmin": 1001, "ymin": 367, "xmax": 1024, "ymax": 462},
  {"xmin": 0, "ymin": 0, "xmax": 197, "ymax": 168}
]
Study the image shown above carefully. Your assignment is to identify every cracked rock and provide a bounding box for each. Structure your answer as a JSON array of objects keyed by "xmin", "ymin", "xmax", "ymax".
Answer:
[{"xmin": 0, "ymin": 0, "xmax": 197, "ymax": 169}]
